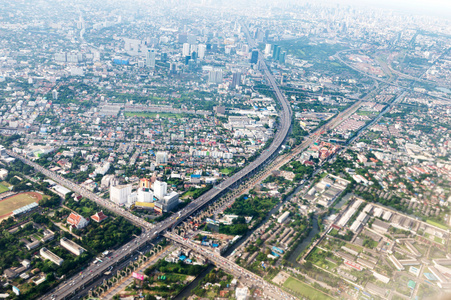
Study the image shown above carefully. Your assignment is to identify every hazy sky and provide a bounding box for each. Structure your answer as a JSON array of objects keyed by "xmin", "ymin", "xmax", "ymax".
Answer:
[{"xmin": 315, "ymin": 0, "xmax": 451, "ymax": 19}]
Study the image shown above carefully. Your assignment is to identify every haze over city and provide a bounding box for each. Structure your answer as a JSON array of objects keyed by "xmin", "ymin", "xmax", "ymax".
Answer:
[{"xmin": 0, "ymin": 0, "xmax": 449, "ymax": 300}]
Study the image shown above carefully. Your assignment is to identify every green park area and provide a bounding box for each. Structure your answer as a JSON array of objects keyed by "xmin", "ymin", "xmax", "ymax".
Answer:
[
  {"xmin": 283, "ymin": 277, "xmax": 333, "ymax": 300},
  {"xmin": 220, "ymin": 168, "xmax": 234, "ymax": 175},
  {"xmin": 426, "ymin": 219, "xmax": 448, "ymax": 230}
]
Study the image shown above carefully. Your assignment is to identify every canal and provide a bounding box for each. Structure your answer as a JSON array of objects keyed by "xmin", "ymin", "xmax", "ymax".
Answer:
[{"xmin": 174, "ymin": 182, "xmax": 310, "ymax": 299}]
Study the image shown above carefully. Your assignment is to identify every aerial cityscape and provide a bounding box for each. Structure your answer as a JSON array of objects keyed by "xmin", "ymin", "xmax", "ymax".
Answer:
[{"xmin": 0, "ymin": 0, "xmax": 450, "ymax": 299}]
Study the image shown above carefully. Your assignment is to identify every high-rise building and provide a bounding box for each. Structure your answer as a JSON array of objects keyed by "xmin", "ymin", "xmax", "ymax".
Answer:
[
  {"xmin": 188, "ymin": 59, "xmax": 196, "ymax": 71},
  {"xmin": 279, "ymin": 51, "xmax": 286, "ymax": 64},
  {"xmin": 198, "ymin": 44, "xmax": 206, "ymax": 59},
  {"xmin": 184, "ymin": 55, "xmax": 191, "ymax": 65},
  {"xmin": 272, "ymin": 45, "xmax": 280, "ymax": 60},
  {"xmin": 250, "ymin": 50, "xmax": 259, "ymax": 64},
  {"xmin": 146, "ymin": 49, "xmax": 155, "ymax": 68},
  {"xmin": 153, "ymin": 180, "xmax": 179, "ymax": 212},
  {"xmin": 153, "ymin": 180, "xmax": 167, "ymax": 200},
  {"xmin": 232, "ymin": 72, "xmax": 241, "ymax": 88},
  {"xmin": 155, "ymin": 151, "xmax": 168, "ymax": 165},
  {"xmin": 208, "ymin": 68, "xmax": 223, "ymax": 84},
  {"xmin": 182, "ymin": 43, "xmax": 190, "ymax": 57},
  {"xmin": 264, "ymin": 44, "xmax": 272, "ymax": 56},
  {"xmin": 137, "ymin": 188, "xmax": 153, "ymax": 203},
  {"xmin": 52, "ymin": 90, "xmax": 58, "ymax": 100},
  {"xmin": 170, "ymin": 63, "xmax": 177, "ymax": 75},
  {"xmin": 110, "ymin": 184, "xmax": 132, "ymax": 205},
  {"xmin": 190, "ymin": 44, "xmax": 197, "ymax": 56}
]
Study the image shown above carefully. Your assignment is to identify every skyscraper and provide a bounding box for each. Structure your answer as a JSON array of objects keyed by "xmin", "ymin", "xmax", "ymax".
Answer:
[
  {"xmin": 264, "ymin": 44, "xmax": 272, "ymax": 56},
  {"xmin": 232, "ymin": 72, "xmax": 241, "ymax": 88},
  {"xmin": 250, "ymin": 50, "xmax": 259, "ymax": 64},
  {"xmin": 279, "ymin": 51, "xmax": 286, "ymax": 64},
  {"xmin": 198, "ymin": 44, "xmax": 206, "ymax": 59},
  {"xmin": 182, "ymin": 43, "xmax": 190, "ymax": 57},
  {"xmin": 146, "ymin": 49, "xmax": 155, "ymax": 68},
  {"xmin": 272, "ymin": 45, "xmax": 280, "ymax": 60}
]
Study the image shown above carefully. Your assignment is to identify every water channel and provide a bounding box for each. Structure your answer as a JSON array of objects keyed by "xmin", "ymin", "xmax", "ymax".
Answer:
[
  {"xmin": 175, "ymin": 182, "xmax": 316, "ymax": 299},
  {"xmin": 175, "ymin": 92, "xmax": 408, "ymax": 298}
]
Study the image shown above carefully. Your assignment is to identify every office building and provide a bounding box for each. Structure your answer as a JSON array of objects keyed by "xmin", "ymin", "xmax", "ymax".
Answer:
[
  {"xmin": 190, "ymin": 44, "xmax": 197, "ymax": 56},
  {"xmin": 182, "ymin": 43, "xmax": 190, "ymax": 57},
  {"xmin": 279, "ymin": 51, "xmax": 286, "ymax": 63},
  {"xmin": 264, "ymin": 44, "xmax": 272, "ymax": 56},
  {"xmin": 110, "ymin": 184, "xmax": 132, "ymax": 205},
  {"xmin": 170, "ymin": 62, "xmax": 177, "ymax": 74},
  {"xmin": 232, "ymin": 72, "xmax": 241, "ymax": 88},
  {"xmin": 272, "ymin": 45, "xmax": 280, "ymax": 60},
  {"xmin": 198, "ymin": 44, "xmax": 206, "ymax": 59},
  {"xmin": 250, "ymin": 50, "xmax": 259, "ymax": 64},
  {"xmin": 146, "ymin": 49, "xmax": 155, "ymax": 68}
]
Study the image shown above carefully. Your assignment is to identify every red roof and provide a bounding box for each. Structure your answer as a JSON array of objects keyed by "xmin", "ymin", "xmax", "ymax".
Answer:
[
  {"xmin": 67, "ymin": 213, "xmax": 83, "ymax": 226},
  {"xmin": 91, "ymin": 211, "xmax": 108, "ymax": 223}
]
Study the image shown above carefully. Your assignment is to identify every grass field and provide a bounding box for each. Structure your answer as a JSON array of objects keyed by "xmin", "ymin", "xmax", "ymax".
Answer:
[
  {"xmin": 0, "ymin": 182, "xmax": 10, "ymax": 193},
  {"xmin": 426, "ymin": 219, "xmax": 448, "ymax": 230},
  {"xmin": 220, "ymin": 168, "xmax": 234, "ymax": 175},
  {"xmin": 124, "ymin": 112, "xmax": 188, "ymax": 119},
  {"xmin": 0, "ymin": 192, "xmax": 42, "ymax": 217},
  {"xmin": 356, "ymin": 110, "xmax": 375, "ymax": 116},
  {"xmin": 283, "ymin": 277, "xmax": 333, "ymax": 300}
]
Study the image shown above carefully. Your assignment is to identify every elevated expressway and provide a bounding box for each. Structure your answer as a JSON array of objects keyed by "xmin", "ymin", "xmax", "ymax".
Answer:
[{"xmin": 10, "ymin": 23, "xmax": 295, "ymax": 300}]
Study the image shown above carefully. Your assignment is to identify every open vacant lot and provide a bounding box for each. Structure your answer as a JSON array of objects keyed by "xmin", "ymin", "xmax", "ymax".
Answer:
[
  {"xmin": 0, "ymin": 192, "xmax": 43, "ymax": 217},
  {"xmin": 283, "ymin": 277, "xmax": 333, "ymax": 300}
]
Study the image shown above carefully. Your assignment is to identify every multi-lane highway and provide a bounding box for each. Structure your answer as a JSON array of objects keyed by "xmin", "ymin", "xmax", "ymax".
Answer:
[
  {"xmin": 165, "ymin": 232, "xmax": 296, "ymax": 300},
  {"xmin": 8, "ymin": 22, "xmax": 294, "ymax": 300}
]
